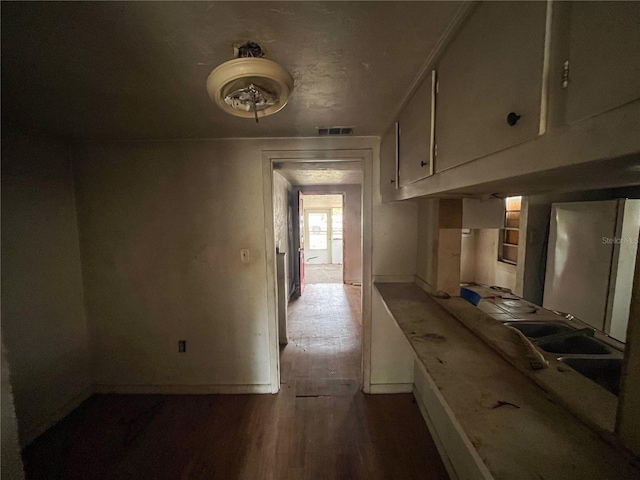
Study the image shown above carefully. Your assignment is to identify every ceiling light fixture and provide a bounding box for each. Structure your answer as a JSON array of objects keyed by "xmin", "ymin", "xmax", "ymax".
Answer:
[{"xmin": 206, "ymin": 42, "xmax": 294, "ymax": 123}]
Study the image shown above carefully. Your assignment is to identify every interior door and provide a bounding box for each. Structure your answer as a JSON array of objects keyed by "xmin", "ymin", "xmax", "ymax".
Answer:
[{"xmin": 298, "ymin": 191, "xmax": 305, "ymax": 295}]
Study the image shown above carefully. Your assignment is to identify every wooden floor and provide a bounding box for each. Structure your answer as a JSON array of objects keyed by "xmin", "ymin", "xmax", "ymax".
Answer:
[
  {"xmin": 303, "ymin": 264, "xmax": 343, "ymax": 284},
  {"xmin": 23, "ymin": 284, "xmax": 448, "ymax": 480}
]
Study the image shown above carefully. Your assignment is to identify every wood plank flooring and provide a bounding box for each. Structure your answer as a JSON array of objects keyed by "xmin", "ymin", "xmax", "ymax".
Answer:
[
  {"xmin": 22, "ymin": 284, "xmax": 448, "ymax": 480},
  {"xmin": 303, "ymin": 264, "xmax": 343, "ymax": 284}
]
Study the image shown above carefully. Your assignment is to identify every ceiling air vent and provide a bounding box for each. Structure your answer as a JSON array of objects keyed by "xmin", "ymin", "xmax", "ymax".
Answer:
[{"xmin": 317, "ymin": 126, "xmax": 354, "ymax": 136}]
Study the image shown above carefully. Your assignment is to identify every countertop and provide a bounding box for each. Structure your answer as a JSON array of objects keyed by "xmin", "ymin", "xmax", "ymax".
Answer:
[{"xmin": 375, "ymin": 282, "xmax": 639, "ymax": 480}]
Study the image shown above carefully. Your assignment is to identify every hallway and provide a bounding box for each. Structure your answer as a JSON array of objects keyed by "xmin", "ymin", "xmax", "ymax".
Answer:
[
  {"xmin": 22, "ymin": 285, "xmax": 448, "ymax": 480},
  {"xmin": 303, "ymin": 264, "xmax": 344, "ymax": 284}
]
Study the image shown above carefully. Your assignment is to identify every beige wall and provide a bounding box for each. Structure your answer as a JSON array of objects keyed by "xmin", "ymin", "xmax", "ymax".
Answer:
[
  {"xmin": 1, "ymin": 338, "xmax": 25, "ymax": 479},
  {"xmin": 416, "ymin": 199, "xmax": 439, "ymax": 289},
  {"xmin": 460, "ymin": 231, "xmax": 476, "ymax": 284},
  {"xmin": 1, "ymin": 132, "xmax": 93, "ymax": 446},
  {"xmin": 73, "ymin": 140, "xmax": 272, "ymax": 389},
  {"xmin": 344, "ymin": 186, "xmax": 363, "ymax": 285},
  {"xmin": 72, "ymin": 137, "xmax": 375, "ymax": 391},
  {"xmin": 467, "ymin": 229, "xmax": 517, "ymax": 292},
  {"xmin": 273, "ymin": 172, "xmax": 292, "ymax": 256},
  {"xmin": 372, "ymin": 186, "xmax": 418, "ymax": 279},
  {"xmin": 369, "ymin": 140, "xmax": 419, "ymax": 391},
  {"xmin": 303, "ymin": 194, "xmax": 343, "ymax": 209}
]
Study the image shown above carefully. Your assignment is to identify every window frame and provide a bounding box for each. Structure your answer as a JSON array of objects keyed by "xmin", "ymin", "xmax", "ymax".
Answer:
[{"xmin": 498, "ymin": 196, "xmax": 522, "ymax": 265}]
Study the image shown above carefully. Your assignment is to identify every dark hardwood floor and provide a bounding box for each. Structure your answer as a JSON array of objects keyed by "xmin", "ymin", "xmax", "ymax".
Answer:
[{"xmin": 23, "ymin": 284, "xmax": 448, "ymax": 480}]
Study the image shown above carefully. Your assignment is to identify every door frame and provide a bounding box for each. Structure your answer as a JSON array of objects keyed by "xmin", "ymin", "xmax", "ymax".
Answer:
[{"xmin": 262, "ymin": 149, "xmax": 373, "ymax": 393}]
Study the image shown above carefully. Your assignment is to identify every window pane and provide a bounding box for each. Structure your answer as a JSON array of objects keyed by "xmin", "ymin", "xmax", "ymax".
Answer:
[
  {"xmin": 308, "ymin": 212, "xmax": 327, "ymax": 231},
  {"xmin": 505, "ymin": 196, "xmax": 522, "ymax": 212},
  {"xmin": 505, "ymin": 212, "xmax": 520, "ymax": 228},
  {"xmin": 309, "ymin": 233, "xmax": 327, "ymax": 249},
  {"xmin": 308, "ymin": 212, "xmax": 328, "ymax": 249},
  {"xmin": 502, "ymin": 245, "xmax": 518, "ymax": 263},
  {"xmin": 505, "ymin": 229, "xmax": 519, "ymax": 245}
]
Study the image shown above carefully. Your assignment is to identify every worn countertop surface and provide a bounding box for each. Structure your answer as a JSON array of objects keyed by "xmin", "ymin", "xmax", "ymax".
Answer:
[{"xmin": 375, "ymin": 282, "xmax": 639, "ymax": 480}]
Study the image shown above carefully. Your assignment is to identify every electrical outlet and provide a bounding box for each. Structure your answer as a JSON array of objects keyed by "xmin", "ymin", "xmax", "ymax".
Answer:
[
  {"xmin": 240, "ymin": 248, "xmax": 250, "ymax": 263},
  {"xmin": 178, "ymin": 340, "xmax": 186, "ymax": 353}
]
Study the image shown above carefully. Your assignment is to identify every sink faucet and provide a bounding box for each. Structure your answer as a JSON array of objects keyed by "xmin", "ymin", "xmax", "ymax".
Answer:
[{"xmin": 505, "ymin": 326, "xmax": 549, "ymax": 370}]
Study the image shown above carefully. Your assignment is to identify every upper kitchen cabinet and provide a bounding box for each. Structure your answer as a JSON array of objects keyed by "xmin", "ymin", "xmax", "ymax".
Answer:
[
  {"xmin": 379, "ymin": 122, "xmax": 398, "ymax": 197},
  {"xmin": 564, "ymin": 2, "xmax": 640, "ymax": 124},
  {"xmin": 435, "ymin": 1, "xmax": 549, "ymax": 173},
  {"xmin": 398, "ymin": 72, "xmax": 435, "ymax": 186}
]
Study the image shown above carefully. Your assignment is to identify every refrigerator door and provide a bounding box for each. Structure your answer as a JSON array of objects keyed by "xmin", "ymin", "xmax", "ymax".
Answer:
[{"xmin": 543, "ymin": 200, "xmax": 619, "ymax": 331}]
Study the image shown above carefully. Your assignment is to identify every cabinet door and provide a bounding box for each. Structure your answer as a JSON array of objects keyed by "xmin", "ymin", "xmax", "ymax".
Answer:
[
  {"xmin": 379, "ymin": 122, "xmax": 398, "ymax": 197},
  {"xmin": 565, "ymin": 2, "xmax": 640, "ymax": 124},
  {"xmin": 398, "ymin": 72, "xmax": 435, "ymax": 186},
  {"xmin": 435, "ymin": 1, "xmax": 548, "ymax": 173}
]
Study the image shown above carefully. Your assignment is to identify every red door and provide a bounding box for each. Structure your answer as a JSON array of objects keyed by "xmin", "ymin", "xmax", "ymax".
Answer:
[{"xmin": 298, "ymin": 191, "xmax": 305, "ymax": 295}]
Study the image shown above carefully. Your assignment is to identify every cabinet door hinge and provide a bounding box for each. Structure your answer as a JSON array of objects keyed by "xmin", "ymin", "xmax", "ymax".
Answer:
[
  {"xmin": 436, "ymin": 81, "xmax": 440, "ymax": 94},
  {"xmin": 562, "ymin": 60, "xmax": 570, "ymax": 88},
  {"xmin": 434, "ymin": 144, "xmax": 438, "ymax": 157}
]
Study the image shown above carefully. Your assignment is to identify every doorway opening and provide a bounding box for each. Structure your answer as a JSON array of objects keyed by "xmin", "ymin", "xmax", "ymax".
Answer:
[
  {"xmin": 266, "ymin": 155, "xmax": 368, "ymax": 394},
  {"xmin": 281, "ymin": 188, "xmax": 362, "ymax": 392},
  {"xmin": 303, "ymin": 194, "xmax": 344, "ymax": 285}
]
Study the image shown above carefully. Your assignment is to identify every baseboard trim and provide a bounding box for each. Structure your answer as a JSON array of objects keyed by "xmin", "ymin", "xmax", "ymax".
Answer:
[
  {"xmin": 94, "ymin": 384, "xmax": 273, "ymax": 395},
  {"xmin": 21, "ymin": 384, "xmax": 94, "ymax": 448},
  {"xmin": 367, "ymin": 383, "xmax": 413, "ymax": 394},
  {"xmin": 372, "ymin": 275, "xmax": 416, "ymax": 283},
  {"xmin": 414, "ymin": 275, "xmax": 435, "ymax": 294}
]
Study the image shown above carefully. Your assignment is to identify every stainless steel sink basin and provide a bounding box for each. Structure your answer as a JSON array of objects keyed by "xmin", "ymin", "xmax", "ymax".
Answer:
[
  {"xmin": 560, "ymin": 357, "xmax": 622, "ymax": 396},
  {"xmin": 505, "ymin": 322, "xmax": 574, "ymax": 339},
  {"xmin": 537, "ymin": 335, "xmax": 611, "ymax": 355}
]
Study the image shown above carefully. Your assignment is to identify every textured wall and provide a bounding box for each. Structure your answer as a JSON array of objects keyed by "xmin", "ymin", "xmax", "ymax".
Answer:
[
  {"xmin": 72, "ymin": 137, "xmax": 375, "ymax": 390},
  {"xmin": 1, "ymin": 338, "xmax": 25, "ymax": 479},
  {"xmin": 1, "ymin": 132, "xmax": 92, "ymax": 446},
  {"xmin": 273, "ymin": 172, "xmax": 292, "ymax": 255}
]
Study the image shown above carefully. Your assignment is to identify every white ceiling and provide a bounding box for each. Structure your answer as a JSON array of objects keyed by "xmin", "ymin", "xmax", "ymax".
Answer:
[
  {"xmin": 1, "ymin": 1, "xmax": 464, "ymax": 141},
  {"xmin": 275, "ymin": 161, "xmax": 362, "ymax": 186}
]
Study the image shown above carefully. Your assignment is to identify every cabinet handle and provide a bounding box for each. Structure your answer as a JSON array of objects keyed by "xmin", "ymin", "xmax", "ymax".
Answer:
[
  {"xmin": 506, "ymin": 112, "xmax": 521, "ymax": 126},
  {"xmin": 390, "ymin": 179, "xmax": 395, "ymax": 184},
  {"xmin": 421, "ymin": 161, "xmax": 428, "ymax": 168}
]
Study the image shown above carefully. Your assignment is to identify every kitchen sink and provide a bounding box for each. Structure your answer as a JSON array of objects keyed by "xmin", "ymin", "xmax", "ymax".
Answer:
[
  {"xmin": 505, "ymin": 322, "xmax": 574, "ymax": 339},
  {"xmin": 537, "ymin": 335, "xmax": 611, "ymax": 355},
  {"xmin": 560, "ymin": 357, "xmax": 622, "ymax": 396}
]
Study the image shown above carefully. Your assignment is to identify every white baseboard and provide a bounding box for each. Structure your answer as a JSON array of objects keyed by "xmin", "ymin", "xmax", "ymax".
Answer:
[
  {"xmin": 367, "ymin": 383, "xmax": 413, "ymax": 394},
  {"xmin": 94, "ymin": 384, "xmax": 273, "ymax": 395},
  {"xmin": 21, "ymin": 384, "xmax": 94, "ymax": 448},
  {"xmin": 414, "ymin": 275, "xmax": 435, "ymax": 294},
  {"xmin": 372, "ymin": 275, "xmax": 416, "ymax": 283}
]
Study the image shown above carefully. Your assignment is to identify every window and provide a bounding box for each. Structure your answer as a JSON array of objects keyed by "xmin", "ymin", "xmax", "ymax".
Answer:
[{"xmin": 499, "ymin": 196, "xmax": 521, "ymax": 265}]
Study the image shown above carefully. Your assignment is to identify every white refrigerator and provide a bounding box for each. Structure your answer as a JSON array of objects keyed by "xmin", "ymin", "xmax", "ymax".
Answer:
[{"xmin": 543, "ymin": 199, "xmax": 640, "ymax": 342}]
